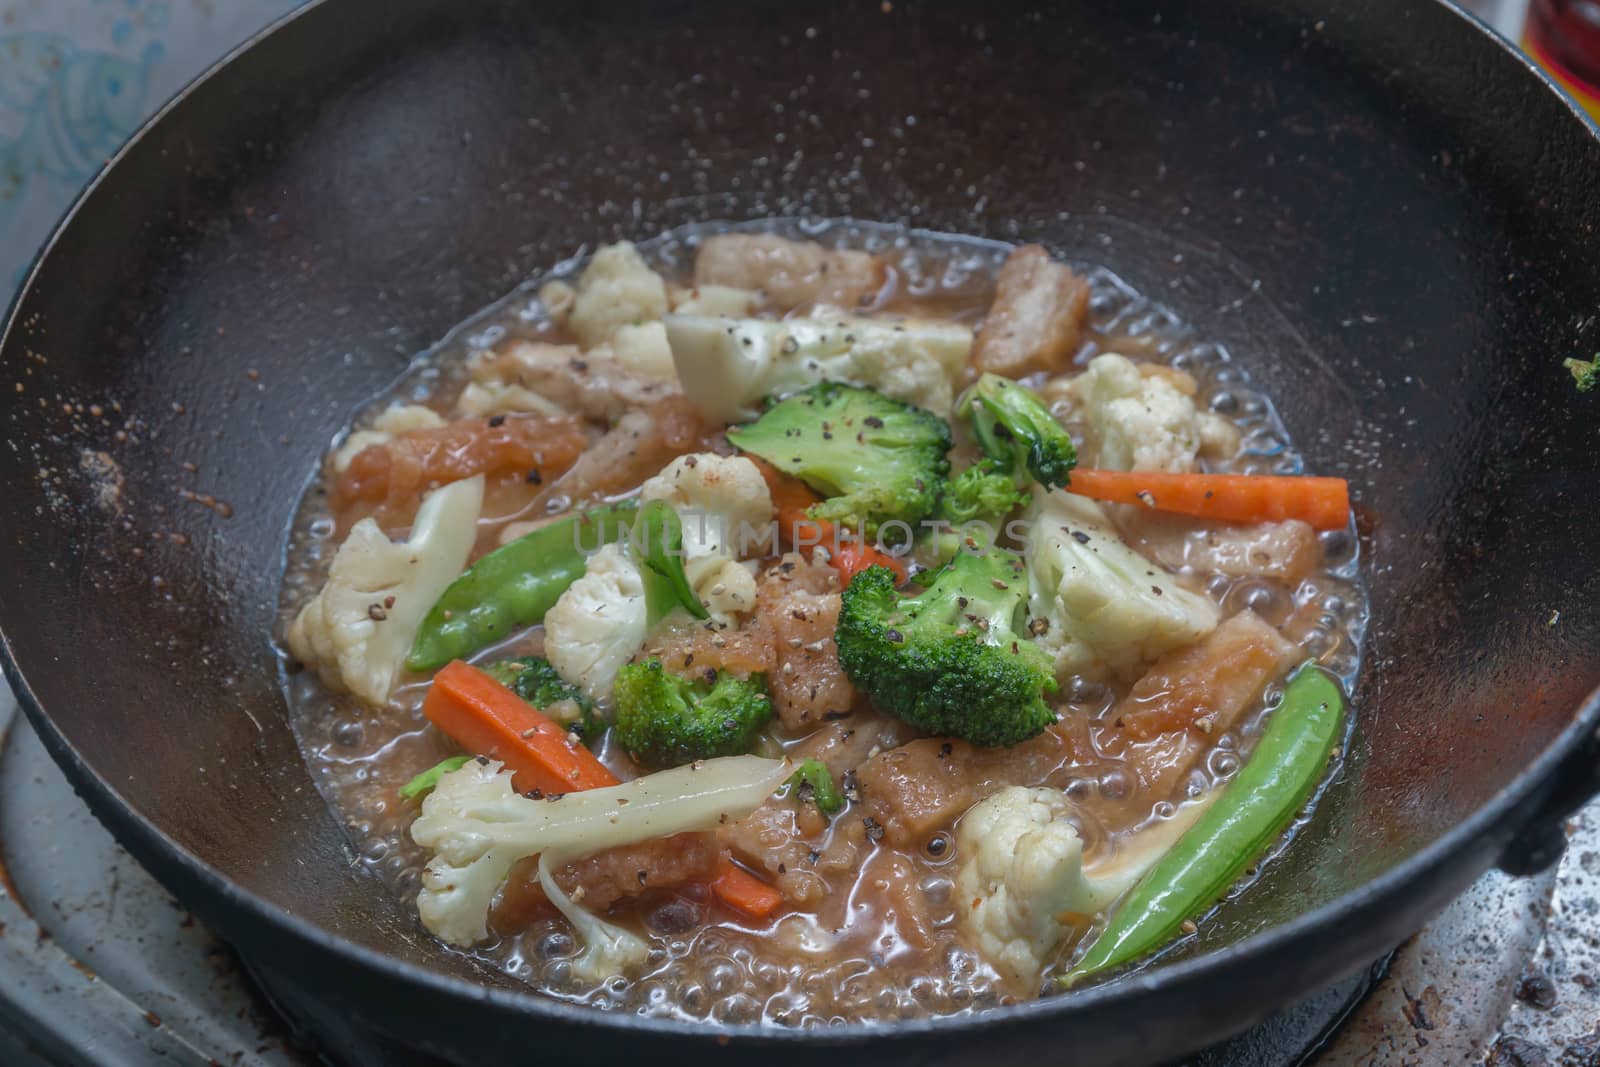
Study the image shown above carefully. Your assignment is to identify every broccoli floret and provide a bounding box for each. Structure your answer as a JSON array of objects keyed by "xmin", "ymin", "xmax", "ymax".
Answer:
[
  {"xmin": 727, "ymin": 382, "xmax": 952, "ymax": 537},
  {"xmin": 937, "ymin": 459, "xmax": 1030, "ymax": 525},
  {"xmin": 913, "ymin": 459, "xmax": 1029, "ymax": 569},
  {"xmin": 612, "ymin": 659, "xmax": 774, "ymax": 769},
  {"xmin": 784, "ymin": 758, "xmax": 845, "ymax": 817},
  {"xmin": 958, "ymin": 373, "xmax": 1078, "ymax": 489},
  {"xmin": 1567, "ymin": 355, "xmax": 1598, "ymax": 393},
  {"xmin": 485, "ymin": 656, "xmax": 602, "ymax": 743},
  {"xmin": 835, "ymin": 549, "xmax": 1058, "ymax": 746}
]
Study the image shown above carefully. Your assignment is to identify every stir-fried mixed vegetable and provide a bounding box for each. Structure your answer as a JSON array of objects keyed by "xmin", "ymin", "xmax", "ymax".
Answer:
[{"xmin": 282, "ymin": 226, "xmax": 1361, "ymax": 1017}]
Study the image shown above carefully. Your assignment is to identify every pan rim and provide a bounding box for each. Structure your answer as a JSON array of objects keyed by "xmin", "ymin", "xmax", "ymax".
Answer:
[{"xmin": 2, "ymin": 0, "xmax": 1599, "ymax": 1048}]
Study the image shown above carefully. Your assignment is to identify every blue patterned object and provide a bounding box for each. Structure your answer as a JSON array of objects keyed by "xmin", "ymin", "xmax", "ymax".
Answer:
[{"xmin": 0, "ymin": 0, "xmax": 305, "ymax": 295}]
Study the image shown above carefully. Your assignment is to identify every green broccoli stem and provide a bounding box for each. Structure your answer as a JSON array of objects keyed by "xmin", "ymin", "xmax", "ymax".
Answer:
[
  {"xmin": 399, "ymin": 755, "xmax": 473, "ymax": 800},
  {"xmin": 785, "ymin": 758, "xmax": 845, "ymax": 817}
]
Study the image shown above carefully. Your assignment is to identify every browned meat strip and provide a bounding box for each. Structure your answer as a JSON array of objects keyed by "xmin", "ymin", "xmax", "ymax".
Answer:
[
  {"xmin": 1117, "ymin": 510, "xmax": 1322, "ymax": 586},
  {"xmin": 489, "ymin": 832, "xmax": 720, "ymax": 933},
  {"xmin": 694, "ymin": 233, "xmax": 883, "ymax": 310},
  {"xmin": 475, "ymin": 340, "xmax": 678, "ymax": 421},
  {"xmin": 969, "ymin": 244, "xmax": 1090, "ymax": 377},
  {"xmin": 754, "ymin": 555, "xmax": 856, "ymax": 730},
  {"xmin": 855, "ymin": 725, "xmax": 1077, "ymax": 848}
]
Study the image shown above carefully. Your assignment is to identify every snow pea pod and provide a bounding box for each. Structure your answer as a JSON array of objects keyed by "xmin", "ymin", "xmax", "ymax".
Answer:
[
  {"xmin": 1063, "ymin": 662, "xmax": 1345, "ymax": 984},
  {"xmin": 405, "ymin": 500, "xmax": 639, "ymax": 671}
]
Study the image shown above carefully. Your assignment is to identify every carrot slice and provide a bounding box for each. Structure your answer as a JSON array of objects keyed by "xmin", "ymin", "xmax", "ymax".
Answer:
[
  {"xmin": 1064, "ymin": 469, "xmax": 1351, "ymax": 531},
  {"xmin": 709, "ymin": 860, "xmax": 784, "ymax": 920},
  {"xmin": 422, "ymin": 660, "xmax": 619, "ymax": 795},
  {"xmin": 833, "ymin": 540, "xmax": 909, "ymax": 584},
  {"xmin": 748, "ymin": 455, "xmax": 833, "ymax": 547}
]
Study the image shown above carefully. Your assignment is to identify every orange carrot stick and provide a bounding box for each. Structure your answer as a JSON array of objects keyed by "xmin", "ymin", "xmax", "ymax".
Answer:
[
  {"xmin": 709, "ymin": 860, "xmax": 784, "ymax": 920},
  {"xmin": 1064, "ymin": 470, "xmax": 1351, "ymax": 531},
  {"xmin": 422, "ymin": 660, "xmax": 619, "ymax": 795},
  {"xmin": 423, "ymin": 662, "xmax": 786, "ymax": 917}
]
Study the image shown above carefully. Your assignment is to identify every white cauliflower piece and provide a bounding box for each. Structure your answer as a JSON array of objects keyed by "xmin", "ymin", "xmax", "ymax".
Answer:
[
  {"xmin": 665, "ymin": 314, "xmax": 971, "ymax": 422},
  {"xmin": 1024, "ymin": 489, "xmax": 1220, "ymax": 682},
  {"xmin": 1070, "ymin": 353, "xmax": 1237, "ymax": 472},
  {"xmin": 669, "ymin": 283, "xmax": 762, "ymax": 317},
  {"xmin": 956, "ymin": 786, "xmax": 1215, "ymax": 993},
  {"xmin": 956, "ymin": 787, "xmax": 1095, "ymax": 993},
  {"xmin": 329, "ymin": 404, "xmax": 445, "ymax": 472},
  {"xmin": 411, "ymin": 754, "xmax": 794, "ymax": 977},
  {"xmin": 543, "ymin": 543, "xmax": 649, "ymax": 702},
  {"xmin": 567, "ymin": 241, "xmax": 669, "ymax": 349},
  {"xmin": 596, "ymin": 321, "xmax": 676, "ymax": 381},
  {"xmin": 454, "ymin": 380, "xmax": 566, "ymax": 418},
  {"xmin": 287, "ymin": 475, "xmax": 483, "ymax": 705},
  {"xmin": 640, "ymin": 453, "xmax": 775, "ymax": 619}
]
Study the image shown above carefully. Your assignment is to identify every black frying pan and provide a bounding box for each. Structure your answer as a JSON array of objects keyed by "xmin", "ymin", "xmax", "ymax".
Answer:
[{"xmin": 2, "ymin": 1, "xmax": 1599, "ymax": 1063}]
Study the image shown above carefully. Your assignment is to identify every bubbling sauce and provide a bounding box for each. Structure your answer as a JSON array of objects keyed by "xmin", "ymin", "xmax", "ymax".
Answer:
[{"xmin": 276, "ymin": 218, "xmax": 1366, "ymax": 1025}]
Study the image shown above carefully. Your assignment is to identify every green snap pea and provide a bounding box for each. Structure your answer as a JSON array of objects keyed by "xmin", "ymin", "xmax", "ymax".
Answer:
[
  {"xmin": 405, "ymin": 500, "xmax": 638, "ymax": 672},
  {"xmin": 1063, "ymin": 662, "xmax": 1346, "ymax": 985},
  {"xmin": 634, "ymin": 500, "xmax": 708, "ymax": 624}
]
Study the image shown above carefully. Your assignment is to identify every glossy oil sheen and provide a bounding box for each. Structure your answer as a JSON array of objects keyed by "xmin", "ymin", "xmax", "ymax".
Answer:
[{"xmin": 1, "ymin": 1, "xmax": 1598, "ymax": 1064}]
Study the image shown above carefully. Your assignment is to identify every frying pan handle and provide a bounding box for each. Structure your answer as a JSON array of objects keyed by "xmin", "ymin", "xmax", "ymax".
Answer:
[{"xmin": 1497, "ymin": 719, "xmax": 1600, "ymax": 877}]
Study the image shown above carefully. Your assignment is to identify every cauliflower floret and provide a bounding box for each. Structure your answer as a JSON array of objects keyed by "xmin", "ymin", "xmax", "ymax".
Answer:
[
  {"xmin": 567, "ymin": 241, "xmax": 669, "ymax": 350},
  {"xmin": 1070, "ymin": 353, "xmax": 1238, "ymax": 472},
  {"xmin": 329, "ymin": 403, "xmax": 445, "ymax": 472},
  {"xmin": 543, "ymin": 543, "xmax": 649, "ymax": 702},
  {"xmin": 1024, "ymin": 489, "xmax": 1220, "ymax": 682},
  {"xmin": 664, "ymin": 314, "xmax": 971, "ymax": 423},
  {"xmin": 453, "ymin": 380, "xmax": 566, "ymax": 419},
  {"xmin": 956, "ymin": 787, "xmax": 1092, "ymax": 993},
  {"xmin": 411, "ymin": 755, "xmax": 792, "ymax": 979},
  {"xmin": 669, "ymin": 283, "xmax": 762, "ymax": 318},
  {"xmin": 640, "ymin": 453, "xmax": 775, "ymax": 618},
  {"xmin": 956, "ymin": 786, "xmax": 1215, "ymax": 993},
  {"xmin": 595, "ymin": 321, "xmax": 676, "ymax": 381},
  {"xmin": 287, "ymin": 475, "xmax": 483, "ymax": 705}
]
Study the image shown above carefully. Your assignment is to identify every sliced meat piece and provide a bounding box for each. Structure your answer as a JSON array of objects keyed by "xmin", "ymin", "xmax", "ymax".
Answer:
[
  {"xmin": 1117, "ymin": 510, "xmax": 1322, "ymax": 585},
  {"xmin": 717, "ymin": 799, "xmax": 866, "ymax": 907},
  {"xmin": 755, "ymin": 555, "xmax": 855, "ymax": 730},
  {"xmin": 855, "ymin": 726, "xmax": 1078, "ymax": 848},
  {"xmin": 787, "ymin": 711, "xmax": 918, "ymax": 778},
  {"xmin": 473, "ymin": 340, "xmax": 679, "ymax": 421},
  {"xmin": 330, "ymin": 413, "xmax": 587, "ymax": 532},
  {"xmin": 1094, "ymin": 609, "xmax": 1297, "ymax": 805},
  {"xmin": 693, "ymin": 233, "xmax": 883, "ymax": 311},
  {"xmin": 968, "ymin": 244, "xmax": 1091, "ymax": 378},
  {"xmin": 644, "ymin": 613, "xmax": 776, "ymax": 679},
  {"xmin": 1109, "ymin": 609, "xmax": 1297, "ymax": 743},
  {"xmin": 489, "ymin": 831, "xmax": 719, "ymax": 934},
  {"xmin": 855, "ymin": 738, "xmax": 981, "ymax": 848},
  {"xmin": 529, "ymin": 395, "xmax": 716, "ymax": 512}
]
